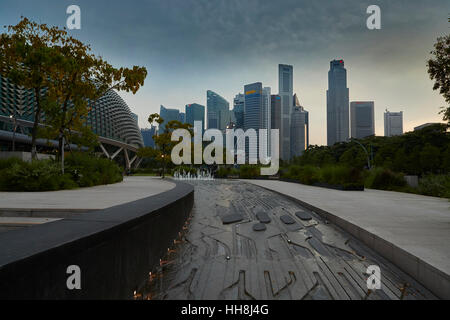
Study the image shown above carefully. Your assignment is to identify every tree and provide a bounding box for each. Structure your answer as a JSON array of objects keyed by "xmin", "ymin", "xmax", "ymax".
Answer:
[
  {"xmin": 427, "ymin": 32, "xmax": 450, "ymax": 124},
  {"xmin": 0, "ymin": 17, "xmax": 63, "ymax": 159},
  {"xmin": 0, "ymin": 17, "xmax": 147, "ymax": 169},
  {"xmin": 141, "ymin": 114, "xmax": 192, "ymax": 178},
  {"xmin": 37, "ymin": 26, "xmax": 147, "ymax": 172}
]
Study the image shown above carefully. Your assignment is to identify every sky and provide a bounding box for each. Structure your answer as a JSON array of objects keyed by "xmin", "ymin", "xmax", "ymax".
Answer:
[{"xmin": 0, "ymin": 0, "xmax": 448, "ymax": 145}]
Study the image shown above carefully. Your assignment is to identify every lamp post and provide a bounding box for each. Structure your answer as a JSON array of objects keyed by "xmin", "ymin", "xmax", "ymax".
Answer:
[
  {"xmin": 350, "ymin": 138, "xmax": 371, "ymax": 170},
  {"xmin": 9, "ymin": 114, "xmax": 17, "ymax": 152}
]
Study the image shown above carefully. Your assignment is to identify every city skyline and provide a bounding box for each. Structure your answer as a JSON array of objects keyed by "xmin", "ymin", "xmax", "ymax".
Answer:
[{"xmin": 0, "ymin": 0, "xmax": 448, "ymax": 145}]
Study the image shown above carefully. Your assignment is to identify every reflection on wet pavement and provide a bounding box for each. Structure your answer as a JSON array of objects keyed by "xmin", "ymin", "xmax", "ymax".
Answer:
[{"xmin": 136, "ymin": 180, "xmax": 436, "ymax": 300}]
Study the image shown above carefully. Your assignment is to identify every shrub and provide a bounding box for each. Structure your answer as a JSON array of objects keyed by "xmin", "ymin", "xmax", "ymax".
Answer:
[
  {"xmin": 239, "ymin": 165, "xmax": 260, "ymax": 179},
  {"xmin": 320, "ymin": 165, "xmax": 363, "ymax": 186},
  {"xmin": 65, "ymin": 152, "xmax": 123, "ymax": 187},
  {"xmin": 365, "ymin": 167, "xmax": 406, "ymax": 190},
  {"xmin": 0, "ymin": 153, "xmax": 123, "ymax": 192},
  {"xmin": 0, "ymin": 159, "xmax": 62, "ymax": 191},
  {"xmin": 418, "ymin": 174, "xmax": 450, "ymax": 198}
]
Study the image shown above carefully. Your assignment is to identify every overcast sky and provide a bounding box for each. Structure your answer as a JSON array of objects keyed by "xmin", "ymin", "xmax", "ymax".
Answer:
[{"xmin": 0, "ymin": 0, "xmax": 448, "ymax": 145}]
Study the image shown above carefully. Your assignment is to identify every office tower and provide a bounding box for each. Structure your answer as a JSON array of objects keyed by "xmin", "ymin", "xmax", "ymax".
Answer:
[
  {"xmin": 244, "ymin": 82, "xmax": 263, "ymax": 161},
  {"xmin": 141, "ymin": 125, "xmax": 157, "ymax": 148},
  {"xmin": 219, "ymin": 109, "xmax": 233, "ymax": 130},
  {"xmin": 327, "ymin": 59, "xmax": 349, "ymax": 146},
  {"xmin": 290, "ymin": 106, "xmax": 309, "ymax": 157},
  {"xmin": 159, "ymin": 105, "xmax": 181, "ymax": 134},
  {"xmin": 350, "ymin": 101, "xmax": 375, "ymax": 139},
  {"xmin": 185, "ymin": 103, "xmax": 205, "ymax": 133},
  {"xmin": 233, "ymin": 93, "xmax": 245, "ymax": 129},
  {"xmin": 207, "ymin": 90, "xmax": 230, "ymax": 130},
  {"xmin": 271, "ymin": 95, "xmax": 282, "ymax": 132},
  {"xmin": 262, "ymin": 87, "xmax": 272, "ymax": 156},
  {"xmin": 278, "ymin": 64, "xmax": 293, "ymax": 160},
  {"xmin": 179, "ymin": 112, "xmax": 185, "ymax": 123},
  {"xmin": 384, "ymin": 110, "xmax": 403, "ymax": 136}
]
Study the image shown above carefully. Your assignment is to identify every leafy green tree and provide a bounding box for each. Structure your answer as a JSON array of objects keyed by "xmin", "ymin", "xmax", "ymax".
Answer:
[
  {"xmin": 0, "ymin": 17, "xmax": 63, "ymax": 159},
  {"xmin": 427, "ymin": 32, "xmax": 450, "ymax": 124},
  {"xmin": 0, "ymin": 17, "xmax": 147, "ymax": 169},
  {"xmin": 140, "ymin": 114, "xmax": 192, "ymax": 178},
  {"xmin": 420, "ymin": 144, "xmax": 441, "ymax": 173}
]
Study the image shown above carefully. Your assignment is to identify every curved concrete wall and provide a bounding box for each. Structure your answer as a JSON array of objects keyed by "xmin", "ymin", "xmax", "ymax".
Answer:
[{"xmin": 0, "ymin": 180, "xmax": 194, "ymax": 299}]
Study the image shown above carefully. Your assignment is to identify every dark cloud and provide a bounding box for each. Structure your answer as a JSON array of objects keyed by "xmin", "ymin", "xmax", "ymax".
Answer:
[{"xmin": 0, "ymin": 0, "xmax": 448, "ymax": 144}]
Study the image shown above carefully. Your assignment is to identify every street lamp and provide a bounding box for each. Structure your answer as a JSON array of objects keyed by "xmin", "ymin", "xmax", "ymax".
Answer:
[
  {"xmin": 9, "ymin": 114, "xmax": 17, "ymax": 152},
  {"xmin": 350, "ymin": 138, "xmax": 371, "ymax": 170}
]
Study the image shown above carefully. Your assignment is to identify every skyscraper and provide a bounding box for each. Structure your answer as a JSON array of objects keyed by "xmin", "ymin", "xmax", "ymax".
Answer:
[
  {"xmin": 290, "ymin": 106, "xmax": 309, "ymax": 157},
  {"xmin": 262, "ymin": 87, "xmax": 272, "ymax": 156},
  {"xmin": 278, "ymin": 64, "xmax": 293, "ymax": 160},
  {"xmin": 271, "ymin": 95, "xmax": 282, "ymax": 133},
  {"xmin": 141, "ymin": 126, "xmax": 157, "ymax": 148},
  {"xmin": 159, "ymin": 105, "xmax": 181, "ymax": 134},
  {"xmin": 185, "ymin": 103, "xmax": 205, "ymax": 133},
  {"xmin": 350, "ymin": 101, "xmax": 375, "ymax": 139},
  {"xmin": 244, "ymin": 82, "xmax": 263, "ymax": 161},
  {"xmin": 290, "ymin": 94, "xmax": 309, "ymax": 157},
  {"xmin": 207, "ymin": 90, "xmax": 230, "ymax": 130},
  {"xmin": 179, "ymin": 112, "xmax": 185, "ymax": 123},
  {"xmin": 233, "ymin": 93, "xmax": 245, "ymax": 129},
  {"xmin": 327, "ymin": 59, "xmax": 349, "ymax": 146},
  {"xmin": 384, "ymin": 110, "xmax": 403, "ymax": 137}
]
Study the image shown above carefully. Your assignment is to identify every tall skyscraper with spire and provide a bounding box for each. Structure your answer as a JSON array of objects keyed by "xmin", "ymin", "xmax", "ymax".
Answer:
[
  {"xmin": 278, "ymin": 64, "xmax": 293, "ymax": 160},
  {"xmin": 327, "ymin": 59, "xmax": 349, "ymax": 146}
]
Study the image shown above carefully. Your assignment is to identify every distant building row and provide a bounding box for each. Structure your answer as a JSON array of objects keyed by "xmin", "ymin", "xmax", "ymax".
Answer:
[{"xmin": 327, "ymin": 59, "xmax": 403, "ymax": 144}]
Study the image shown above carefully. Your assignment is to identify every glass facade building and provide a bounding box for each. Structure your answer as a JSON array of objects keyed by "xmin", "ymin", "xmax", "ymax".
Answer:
[
  {"xmin": 185, "ymin": 103, "xmax": 205, "ymax": 133},
  {"xmin": 0, "ymin": 74, "xmax": 143, "ymax": 148},
  {"xmin": 159, "ymin": 105, "xmax": 181, "ymax": 134},
  {"xmin": 207, "ymin": 90, "xmax": 230, "ymax": 130},
  {"xmin": 384, "ymin": 110, "xmax": 403, "ymax": 137},
  {"xmin": 327, "ymin": 59, "xmax": 349, "ymax": 146},
  {"xmin": 278, "ymin": 64, "xmax": 293, "ymax": 160},
  {"xmin": 350, "ymin": 101, "xmax": 375, "ymax": 139}
]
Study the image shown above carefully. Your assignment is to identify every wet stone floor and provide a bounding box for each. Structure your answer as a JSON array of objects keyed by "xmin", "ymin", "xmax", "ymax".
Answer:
[{"xmin": 136, "ymin": 180, "xmax": 436, "ymax": 300}]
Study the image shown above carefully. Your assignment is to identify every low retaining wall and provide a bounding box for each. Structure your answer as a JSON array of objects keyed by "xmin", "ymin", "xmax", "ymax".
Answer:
[{"xmin": 0, "ymin": 180, "xmax": 194, "ymax": 299}]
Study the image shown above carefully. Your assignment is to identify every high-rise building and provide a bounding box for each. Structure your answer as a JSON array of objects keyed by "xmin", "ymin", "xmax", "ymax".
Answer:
[
  {"xmin": 233, "ymin": 93, "xmax": 245, "ymax": 129},
  {"xmin": 384, "ymin": 110, "xmax": 403, "ymax": 137},
  {"xmin": 207, "ymin": 90, "xmax": 230, "ymax": 130},
  {"xmin": 271, "ymin": 95, "xmax": 282, "ymax": 132},
  {"xmin": 244, "ymin": 82, "xmax": 264, "ymax": 161},
  {"xmin": 159, "ymin": 105, "xmax": 181, "ymax": 134},
  {"xmin": 327, "ymin": 59, "xmax": 349, "ymax": 146},
  {"xmin": 262, "ymin": 87, "xmax": 272, "ymax": 156},
  {"xmin": 185, "ymin": 103, "xmax": 205, "ymax": 133},
  {"xmin": 278, "ymin": 64, "xmax": 293, "ymax": 160},
  {"xmin": 350, "ymin": 101, "xmax": 375, "ymax": 139},
  {"xmin": 290, "ymin": 106, "xmax": 309, "ymax": 158},
  {"xmin": 290, "ymin": 94, "xmax": 309, "ymax": 157},
  {"xmin": 141, "ymin": 125, "xmax": 157, "ymax": 148},
  {"xmin": 179, "ymin": 112, "xmax": 185, "ymax": 123}
]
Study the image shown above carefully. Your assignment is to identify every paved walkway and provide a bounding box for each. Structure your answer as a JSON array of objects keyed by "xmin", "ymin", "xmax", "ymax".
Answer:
[
  {"xmin": 139, "ymin": 181, "xmax": 435, "ymax": 300},
  {"xmin": 244, "ymin": 179, "xmax": 450, "ymax": 298},
  {"xmin": 0, "ymin": 176, "xmax": 175, "ymax": 215}
]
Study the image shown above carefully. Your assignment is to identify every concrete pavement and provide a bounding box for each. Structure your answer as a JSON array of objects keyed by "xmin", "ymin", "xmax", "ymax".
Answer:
[
  {"xmin": 0, "ymin": 176, "xmax": 175, "ymax": 218},
  {"xmin": 244, "ymin": 179, "xmax": 450, "ymax": 299}
]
